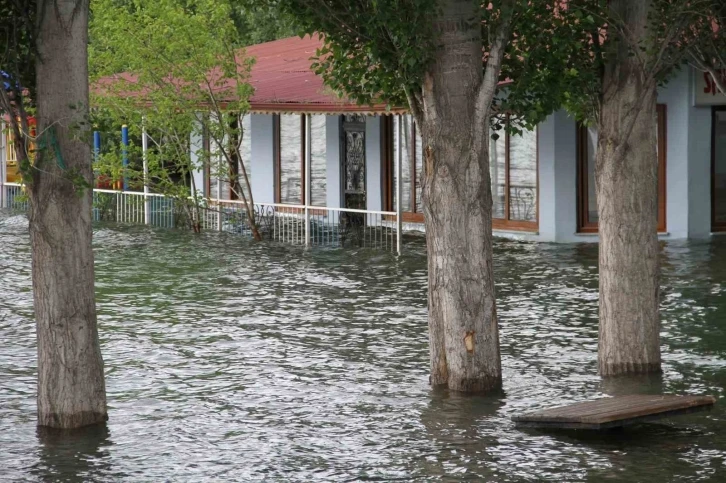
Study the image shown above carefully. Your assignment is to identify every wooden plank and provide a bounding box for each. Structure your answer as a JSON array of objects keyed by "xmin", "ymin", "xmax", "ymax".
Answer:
[{"xmin": 512, "ymin": 395, "xmax": 716, "ymax": 430}]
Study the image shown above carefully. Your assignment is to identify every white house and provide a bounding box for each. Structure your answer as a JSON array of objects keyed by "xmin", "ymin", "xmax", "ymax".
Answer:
[{"xmin": 4, "ymin": 35, "xmax": 726, "ymax": 243}]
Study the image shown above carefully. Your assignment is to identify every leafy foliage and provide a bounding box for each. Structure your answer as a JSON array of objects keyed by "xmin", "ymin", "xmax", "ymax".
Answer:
[
  {"xmin": 276, "ymin": 0, "xmax": 439, "ymax": 108},
  {"xmin": 0, "ymin": 0, "xmax": 37, "ymax": 179},
  {"xmin": 276, "ymin": 0, "xmax": 723, "ymax": 129},
  {"xmin": 683, "ymin": 0, "xmax": 726, "ymax": 94},
  {"xmin": 229, "ymin": 0, "xmax": 298, "ymax": 46},
  {"xmin": 90, "ymin": 0, "xmax": 261, "ymax": 236}
]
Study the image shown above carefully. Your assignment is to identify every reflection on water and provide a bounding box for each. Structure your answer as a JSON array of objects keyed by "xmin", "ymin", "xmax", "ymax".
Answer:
[
  {"xmin": 33, "ymin": 425, "xmax": 117, "ymax": 482},
  {"xmin": 2, "ymin": 211, "xmax": 726, "ymax": 481}
]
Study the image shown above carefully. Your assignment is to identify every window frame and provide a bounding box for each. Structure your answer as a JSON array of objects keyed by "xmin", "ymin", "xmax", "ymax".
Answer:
[
  {"xmin": 382, "ymin": 114, "xmax": 540, "ymax": 230},
  {"xmin": 711, "ymin": 106, "xmax": 726, "ymax": 232},
  {"xmin": 490, "ymin": 118, "xmax": 540, "ymax": 231},
  {"xmin": 577, "ymin": 104, "xmax": 667, "ymax": 233},
  {"xmin": 382, "ymin": 115, "xmax": 425, "ymax": 223},
  {"xmin": 275, "ymin": 114, "xmax": 306, "ymax": 205}
]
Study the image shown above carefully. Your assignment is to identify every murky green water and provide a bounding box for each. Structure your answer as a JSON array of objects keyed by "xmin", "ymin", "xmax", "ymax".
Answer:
[{"xmin": 2, "ymin": 210, "xmax": 726, "ymax": 482}]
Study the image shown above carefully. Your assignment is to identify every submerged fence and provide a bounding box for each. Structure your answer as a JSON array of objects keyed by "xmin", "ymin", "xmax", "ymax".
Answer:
[{"xmin": 1, "ymin": 183, "xmax": 402, "ymax": 252}]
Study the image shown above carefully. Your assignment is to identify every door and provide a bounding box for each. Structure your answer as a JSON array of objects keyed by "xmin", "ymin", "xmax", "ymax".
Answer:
[
  {"xmin": 340, "ymin": 115, "xmax": 366, "ymax": 244},
  {"xmin": 712, "ymin": 108, "xmax": 726, "ymax": 231},
  {"xmin": 342, "ymin": 114, "xmax": 366, "ymax": 209}
]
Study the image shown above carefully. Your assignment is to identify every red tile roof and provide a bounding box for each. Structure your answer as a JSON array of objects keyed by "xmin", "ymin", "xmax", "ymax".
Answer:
[
  {"xmin": 95, "ymin": 35, "xmax": 402, "ymax": 115},
  {"xmin": 245, "ymin": 35, "xmax": 397, "ymax": 114}
]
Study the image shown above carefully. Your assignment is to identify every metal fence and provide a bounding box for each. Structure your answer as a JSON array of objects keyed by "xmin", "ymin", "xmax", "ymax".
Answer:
[
  {"xmin": 2, "ymin": 183, "xmax": 402, "ymax": 252},
  {"xmin": 0, "ymin": 182, "xmax": 26, "ymax": 212},
  {"xmin": 215, "ymin": 200, "xmax": 398, "ymax": 250}
]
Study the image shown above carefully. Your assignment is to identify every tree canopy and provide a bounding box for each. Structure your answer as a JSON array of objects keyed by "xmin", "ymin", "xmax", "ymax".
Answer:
[{"xmin": 276, "ymin": 0, "xmax": 725, "ymax": 128}]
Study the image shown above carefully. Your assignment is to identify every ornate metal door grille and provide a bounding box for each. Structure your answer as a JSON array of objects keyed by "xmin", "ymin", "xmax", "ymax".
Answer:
[{"xmin": 341, "ymin": 115, "xmax": 366, "ymax": 245}]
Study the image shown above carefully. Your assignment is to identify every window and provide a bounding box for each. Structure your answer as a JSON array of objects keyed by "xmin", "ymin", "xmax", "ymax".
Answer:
[
  {"xmin": 277, "ymin": 114, "xmax": 304, "ymax": 204},
  {"xmin": 275, "ymin": 114, "xmax": 328, "ymax": 206},
  {"xmin": 5, "ymin": 128, "xmax": 17, "ymax": 162},
  {"xmin": 577, "ymin": 104, "xmax": 666, "ymax": 232},
  {"xmin": 382, "ymin": 114, "xmax": 537, "ymax": 229},
  {"xmin": 203, "ymin": 114, "xmax": 250, "ymax": 200},
  {"xmin": 226, "ymin": 114, "xmax": 252, "ymax": 201},
  {"xmin": 383, "ymin": 114, "xmax": 424, "ymax": 222},
  {"xmin": 714, "ymin": 107, "xmax": 726, "ymax": 231},
  {"xmin": 310, "ymin": 115, "xmax": 327, "ymax": 206},
  {"xmin": 240, "ymin": 114, "xmax": 251, "ymax": 194},
  {"xmin": 490, "ymin": 119, "xmax": 539, "ymax": 230}
]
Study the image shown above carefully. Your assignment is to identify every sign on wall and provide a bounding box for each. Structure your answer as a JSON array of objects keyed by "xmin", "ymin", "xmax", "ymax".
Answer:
[{"xmin": 695, "ymin": 69, "xmax": 726, "ymax": 106}]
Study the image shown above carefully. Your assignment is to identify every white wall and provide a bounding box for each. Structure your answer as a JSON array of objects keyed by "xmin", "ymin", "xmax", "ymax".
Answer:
[
  {"xmin": 658, "ymin": 68, "xmax": 691, "ymax": 239},
  {"xmin": 250, "ymin": 114, "xmax": 276, "ymax": 204},
  {"xmin": 535, "ymin": 110, "xmax": 579, "ymax": 242},
  {"xmin": 531, "ymin": 67, "xmax": 713, "ymax": 243},
  {"xmin": 536, "ymin": 113, "xmax": 557, "ymax": 241}
]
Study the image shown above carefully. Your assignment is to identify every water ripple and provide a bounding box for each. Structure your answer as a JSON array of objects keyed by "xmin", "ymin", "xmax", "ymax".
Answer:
[{"xmin": 2, "ymin": 211, "xmax": 726, "ymax": 482}]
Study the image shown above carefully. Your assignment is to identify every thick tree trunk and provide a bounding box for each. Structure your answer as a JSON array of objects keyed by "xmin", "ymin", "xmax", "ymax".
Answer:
[
  {"xmin": 596, "ymin": 0, "xmax": 661, "ymax": 376},
  {"xmin": 421, "ymin": 0, "xmax": 502, "ymax": 392},
  {"xmin": 31, "ymin": 0, "xmax": 108, "ymax": 428}
]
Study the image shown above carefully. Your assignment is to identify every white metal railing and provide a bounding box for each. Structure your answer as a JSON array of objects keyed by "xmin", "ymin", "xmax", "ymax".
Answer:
[
  {"xmin": 215, "ymin": 199, "xmax": 399, "ymax": 251},
  {"xmin": 2, "ymin": 183, "xmax": 402, "ymax": 252},
  {"xmin": 0, "ymin": 182, "xmax": 27, "ymax": 211}
]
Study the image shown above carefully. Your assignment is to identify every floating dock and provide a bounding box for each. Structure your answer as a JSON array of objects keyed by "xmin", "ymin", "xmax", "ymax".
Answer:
[{"xmin": 512, "ymin": 394, "xmax": 716, "ymax": 430}]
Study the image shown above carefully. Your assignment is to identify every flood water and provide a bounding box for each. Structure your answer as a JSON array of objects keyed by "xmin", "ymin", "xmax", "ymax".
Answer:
[{"xmin": 2, "ymin": 210, "xmax": 726, "ymax": 482}]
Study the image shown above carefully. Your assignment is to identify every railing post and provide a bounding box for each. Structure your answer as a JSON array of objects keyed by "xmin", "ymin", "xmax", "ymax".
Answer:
[
  {"xmin": 305, "ymin": 114, "xmax": 312, "ymax": 247},
  {"xmin": 396, "ymin": 115, "xmax": 403, "ymax": 255},
  {"xmin": 121, "ymin": 124, "xmax": 129, "ymax": 192},
  {"xmin": 142, "ymin": 119, "xmax": 150, "ymax": 225},
  {"xmin": 217, "ymin": 154, "xmax": 223, "ymax": 231}
]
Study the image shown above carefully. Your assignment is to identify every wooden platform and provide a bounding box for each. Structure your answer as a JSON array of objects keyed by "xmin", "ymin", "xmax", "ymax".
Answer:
[{"xmin": 512, "ymin": 395, "xmax": 716, "ymax": 430}]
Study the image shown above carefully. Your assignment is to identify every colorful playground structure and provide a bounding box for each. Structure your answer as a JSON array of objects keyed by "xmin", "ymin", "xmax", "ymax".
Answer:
[
  {"xmin": 2, "ymin": 115, "xmax": 34, "ymax": 183},
  {"xmin": 2, "ymin": 119, "xmax": 129, "ymax": 189}
]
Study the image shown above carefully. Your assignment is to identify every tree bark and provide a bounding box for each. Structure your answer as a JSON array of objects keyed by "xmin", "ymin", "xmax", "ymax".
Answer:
[
  {"xmin": 421, "ymin": 0, "xmax": 505, "ymax": 392},
  {"xmin": 31, "ymin": 0, "xmax": 108, "ymax": 428},
  {"xmin": 227, "ymin": 114, "xmax": 242, "ymax": 201},
  {"xmin": 596, "ymin": 0, "xmax": 661, "ymax": 376}
]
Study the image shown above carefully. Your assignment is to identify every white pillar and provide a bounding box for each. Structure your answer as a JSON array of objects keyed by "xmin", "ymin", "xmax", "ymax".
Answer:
[
  {"xmin": 142, "ymin": 119, "xmax": 150, "ymax": 225},
  {"xmin": 217, "ymin": 153, "xmax": 223, "ymax": 231},
  {"xmin": 0, "ymin": 120, "xmax": 6, "ymax": 208},
  {"xmin": 304, "ymin": 114, "xmax": 312, "ymax": 247},
  {"xmin": 396, "ymin": 115, "xmax": 403, "ymax": 255}
]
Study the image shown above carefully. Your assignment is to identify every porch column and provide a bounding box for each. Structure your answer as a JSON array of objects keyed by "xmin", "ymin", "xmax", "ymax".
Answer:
[
  {"xmin": 1, "ymin": 121, "xmax": 6, "ymax": 208},
  {"xmin": 305, "ymin": 113, "xmax": 312, "ymax": 246},
  {"xmin": 365, "ymin": 116, "xmax": 382, "ymax": 212},
  {"xmin": 250, "ymin": 114, "xmax": 276, "ymax": 204},
  {"xmin": 396, "ymin": 115, "xmax": 403, "ymax": 255},
  {"xmin": 142, "ymin": 118, "xmax": 150, "ymax": 225}
]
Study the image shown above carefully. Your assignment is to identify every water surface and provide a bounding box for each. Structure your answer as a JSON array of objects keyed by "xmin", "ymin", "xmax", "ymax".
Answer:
[{"xmin": 1, "ymin": 211, "xmax": 726, "ymax": 482}]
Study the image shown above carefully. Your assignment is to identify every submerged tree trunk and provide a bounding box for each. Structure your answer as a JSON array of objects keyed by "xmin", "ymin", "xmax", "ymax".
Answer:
[
  {"xmin": 420, "ymin": 0, "xmax": 509, "ymax": 392},
  {"xmin": 31, "ymin": 0, "xmax": 107, "ymax": 428},
  {"xmin": 596, "ymin": 0, "xmax": 661, "ymax": 376}
]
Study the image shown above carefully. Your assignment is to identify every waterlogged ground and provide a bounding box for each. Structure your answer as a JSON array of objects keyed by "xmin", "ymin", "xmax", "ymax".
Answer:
[{"xmin": 2, "ymin": 210, "xmax": 726, "ymax": 482}]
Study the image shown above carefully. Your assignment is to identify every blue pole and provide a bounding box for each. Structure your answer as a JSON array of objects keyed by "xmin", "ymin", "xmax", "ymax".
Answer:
[
  {"xmin": 121, "ymin": 124, "xmax": 129, "ymax": 191},
  {"xmin": 93, "ymin": 131, "xmax": 101, "ymax": 163}
]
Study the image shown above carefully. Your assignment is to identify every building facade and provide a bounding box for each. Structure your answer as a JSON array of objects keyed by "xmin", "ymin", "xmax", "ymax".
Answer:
[{"xmin": 5, "ymin": 36, "xmax": 726, "ymax": 243}]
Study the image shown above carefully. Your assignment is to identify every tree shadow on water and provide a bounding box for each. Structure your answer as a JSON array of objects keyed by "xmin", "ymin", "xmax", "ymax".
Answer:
[{"xmin": 32, "ymin": 423, "xmax": 119, "ymax": 482}]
